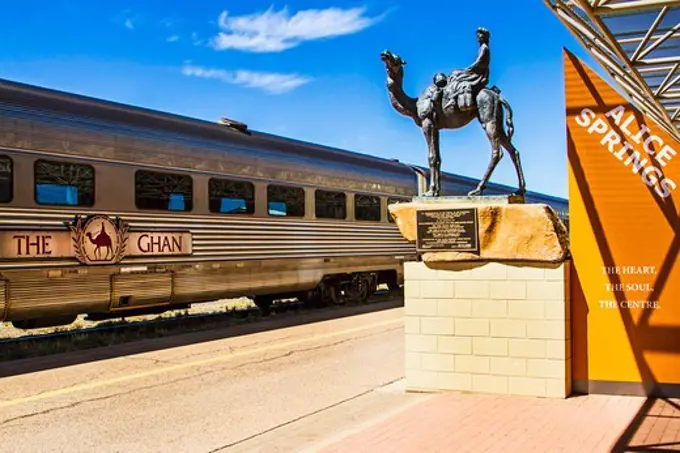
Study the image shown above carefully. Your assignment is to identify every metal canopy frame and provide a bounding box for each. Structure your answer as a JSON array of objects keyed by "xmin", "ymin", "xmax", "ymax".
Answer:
[{"xmin": 545, "ymin": 0, "xmax": 680, "ymax": 141}]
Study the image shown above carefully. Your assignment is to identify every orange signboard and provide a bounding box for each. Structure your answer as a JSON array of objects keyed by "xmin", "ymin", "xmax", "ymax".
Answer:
[{"xmin": 565, "ymin": 49, "xmax": 680, "ymax": 395}]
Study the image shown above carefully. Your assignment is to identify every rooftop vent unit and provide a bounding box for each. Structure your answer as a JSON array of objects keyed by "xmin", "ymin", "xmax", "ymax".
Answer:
[{"xmin": 218, "ymin": 117, "xmax": 249, "ymax": 134}]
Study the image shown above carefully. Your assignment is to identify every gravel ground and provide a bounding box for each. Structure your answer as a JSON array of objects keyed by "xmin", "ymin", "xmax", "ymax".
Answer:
[
  {"xmin": 0, "ymin": 297, "xmax": 256, "ymax": 339},
  {"xmin": 0, "ymin": 284, "xmax": 396, "ymax": 340}
]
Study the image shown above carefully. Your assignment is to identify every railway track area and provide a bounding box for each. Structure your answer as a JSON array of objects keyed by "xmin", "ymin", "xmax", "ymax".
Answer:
[{"xmin": 0, "ymin": 287, "xmax": 401, "ymax": 362}]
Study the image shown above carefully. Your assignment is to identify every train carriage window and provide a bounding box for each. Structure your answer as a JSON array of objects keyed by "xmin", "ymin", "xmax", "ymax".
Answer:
[
  {"xmin": 135, "ymin": 170, "xmax": 193, "ymax": 211},
  {"xmin": 387, "ymin": 198, "xmax": 408, "ymax": 223},
  {"xmin": 35, "ymin": 159, "xmax": 94, "ymax": 206},
  {"xmin": 0, "ymin": 156, "xmax": 12, "ymax": 203},
  {"xmin": 209, "ymin": 178, "xmax": 254, "ymax": 214},
  {"xmin": 267, "ymin": 185, "xmax": 304, "ymax": 217},
  {"xmin": 315, "ymin": 190, "xmax": 346, "ymax": 220},
  {"xmin": 355, "ymin": 194, "xmax": 381, "ymax": 221}
]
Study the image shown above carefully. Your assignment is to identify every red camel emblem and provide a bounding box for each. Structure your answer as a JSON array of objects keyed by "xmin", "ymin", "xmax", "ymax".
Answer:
[{"xmin": 86, "ymin": 221, "xmax": 113, "ymax": 261}]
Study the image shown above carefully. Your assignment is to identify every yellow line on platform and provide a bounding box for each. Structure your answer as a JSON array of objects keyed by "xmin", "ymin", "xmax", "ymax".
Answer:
[{"xmin": 0, "ymin": 318, "xmax": 401, "ymax": 410}]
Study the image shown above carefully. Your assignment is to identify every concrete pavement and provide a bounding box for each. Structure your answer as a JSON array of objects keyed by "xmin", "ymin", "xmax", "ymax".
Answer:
[
  {"xmin": 2, "ymin": 300, "xmax": 679, "ymax": 453},
  {"xmin": 0, "ymin": 303, "xmax": 409, "ymax": 453}
]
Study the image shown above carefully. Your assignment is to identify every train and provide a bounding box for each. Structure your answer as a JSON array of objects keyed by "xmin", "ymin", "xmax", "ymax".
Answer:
[{"xmin": 0, "ymin": 78, "xmax": 568, "ymax": 329}]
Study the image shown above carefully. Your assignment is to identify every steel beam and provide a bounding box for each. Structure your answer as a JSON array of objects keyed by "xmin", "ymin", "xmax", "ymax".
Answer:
[
  {"xmin": 595, "ymin": 0, "xmax": 680, "ymax": 15},
  {"xmin": 546, "ymin": 0, "xmax": 680, "ymax": 139}
]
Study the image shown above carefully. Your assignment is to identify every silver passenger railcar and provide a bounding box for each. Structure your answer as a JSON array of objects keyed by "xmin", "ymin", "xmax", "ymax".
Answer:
[{"xmin": 0, "ymin": 79, "xmax": 568, "ymax": 329}]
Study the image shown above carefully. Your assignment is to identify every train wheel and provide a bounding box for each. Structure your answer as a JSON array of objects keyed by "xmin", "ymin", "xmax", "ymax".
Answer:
[
  {"xmin": 253, "ymin": 295, "xmax": 274, "ymax": 316},
  {"xmin": 347, "ymin": 274, "xmax": 372, "ymax": 305},
  {"xmin": 299, "ymin": 289, "xmax": 318, "ymax": 308},
  {"xmin": 368, "ymin": 274, "xmax": 378, "ymax": 300},
  {"xmin": 319, "ymin": 281, "xmax": 340, "ymax": 307}
]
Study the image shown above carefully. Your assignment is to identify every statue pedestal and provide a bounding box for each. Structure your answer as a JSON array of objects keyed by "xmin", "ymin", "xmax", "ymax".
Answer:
[
  {"xmin": 390, "ymin": 196, "xmax": 569, "ymax": 263},
  {"xmin": 392, "ymin": 198, "xmax": 572, "ymax": 398}
]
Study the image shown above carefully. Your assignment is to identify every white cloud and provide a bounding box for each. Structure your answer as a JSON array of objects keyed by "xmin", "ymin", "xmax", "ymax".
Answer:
[
  {"xmin": 211, "ymin": 6, "xmax": 381, "ymax": 52},
  {"xmin": 124, "ymin": 18, "xmax": 135, "ymax": 30},
  {"xmin": 167, "ymin": 35, "xmax": 180, "ymax": 42},
  {"xmin": 160, "ymin": 17, "xmax": 176, "ymax": 28},
  {"xmin": 181, "ymin": 65, "xmax": 312, "ymax": 94},
  {"xmin": 191, "ymin": 32, "xmax": 206, "ymax": 46}
]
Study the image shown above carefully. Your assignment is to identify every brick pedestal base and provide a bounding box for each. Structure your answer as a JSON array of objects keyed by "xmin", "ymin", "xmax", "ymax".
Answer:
[{"xmin": 405, "ymin": 261, "xmax": 571, "ymax": 398}]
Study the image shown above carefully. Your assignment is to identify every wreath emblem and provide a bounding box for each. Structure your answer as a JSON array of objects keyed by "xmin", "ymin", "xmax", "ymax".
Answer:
[{"xmin": 69, "ymin": 215, "xmax": 129, "ymax": 265}]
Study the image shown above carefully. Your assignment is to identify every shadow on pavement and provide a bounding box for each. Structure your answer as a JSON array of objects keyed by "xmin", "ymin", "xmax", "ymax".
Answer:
[
  {"xmin": 610, "ymin": 398, "xmax": 680, "ymax": 452},
  {"xmin": 0, "ymin": 298, "xmax": 403, "ymax": 379}
]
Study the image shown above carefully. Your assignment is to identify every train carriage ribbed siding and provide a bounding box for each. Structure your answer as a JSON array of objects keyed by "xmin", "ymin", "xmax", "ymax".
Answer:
[{"xmin": 0, "ymin": 78, "xmax": 567, "ymax": 327}]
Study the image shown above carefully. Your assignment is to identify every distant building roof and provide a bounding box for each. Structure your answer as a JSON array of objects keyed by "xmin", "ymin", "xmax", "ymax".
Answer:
[{"xmin": 545, "ymin": 0, "xmax": 680, "ymax": 141}]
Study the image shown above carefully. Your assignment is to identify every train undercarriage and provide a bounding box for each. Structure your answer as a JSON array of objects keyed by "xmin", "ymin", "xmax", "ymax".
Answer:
[
  {"xmin": 253, "ymin": 270, "xmax": 400, "ymax": 314},
  {"xmin": 7, "ymin": 269, "xmax": 401, "ymax": 330}
]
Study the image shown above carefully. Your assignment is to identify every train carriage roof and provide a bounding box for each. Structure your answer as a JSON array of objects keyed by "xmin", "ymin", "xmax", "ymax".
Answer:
[{"xmin": 0, "ymin": 78, "xmax": 567, "ymax": 210}]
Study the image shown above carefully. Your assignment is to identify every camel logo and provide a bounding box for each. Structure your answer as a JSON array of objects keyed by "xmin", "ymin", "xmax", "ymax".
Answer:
[{"xmin": 70, "ymin": 215, "xmax": 129, "ymax": 265}]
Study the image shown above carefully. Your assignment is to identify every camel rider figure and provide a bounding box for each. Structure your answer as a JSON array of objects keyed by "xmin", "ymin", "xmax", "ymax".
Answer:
[{"xmin": 432, "ymin": 27, "xmax": 491, "ymax": 113}]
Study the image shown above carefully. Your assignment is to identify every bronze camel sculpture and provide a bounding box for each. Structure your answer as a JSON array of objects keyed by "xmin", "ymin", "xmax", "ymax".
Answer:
[{"xmin": 380, "ymin": 50, "xmax": 526, "ymax": 197}]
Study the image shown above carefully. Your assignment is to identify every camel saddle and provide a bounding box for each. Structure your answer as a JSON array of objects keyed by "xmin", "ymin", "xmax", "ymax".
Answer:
[{"xmin": 435, "ymin": 70, "xmax": 496, "ymax": 112}]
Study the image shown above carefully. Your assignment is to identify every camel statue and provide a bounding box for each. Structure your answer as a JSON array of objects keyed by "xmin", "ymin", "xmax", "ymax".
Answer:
[
  {"xmin": 86, "ymin": 222, "xmax": 113, "ymax": 260},
  {"xmin": 379, "ymin": 50, "xmax": 526, "ymax": 198}
]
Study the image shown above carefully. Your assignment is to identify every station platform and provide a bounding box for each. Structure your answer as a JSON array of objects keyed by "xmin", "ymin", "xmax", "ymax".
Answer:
[
  {"xmin": 2, "ymin": 305, "xmax": 678, "ymax": 453},
  {"xmin": 319, "ymin": 387, "xmax": 680, "ymax": 453}
]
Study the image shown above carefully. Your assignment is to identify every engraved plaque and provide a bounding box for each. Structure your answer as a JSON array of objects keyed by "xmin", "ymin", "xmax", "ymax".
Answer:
[{"xmin": 416, "ymin": 208, "xmax": 479, "ymax": 252}]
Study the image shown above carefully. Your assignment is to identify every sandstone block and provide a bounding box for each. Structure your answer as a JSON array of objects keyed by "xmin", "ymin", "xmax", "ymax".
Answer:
[{"xmin": 389, "ymin": 201, "xmax": 569, "ymax": 263}]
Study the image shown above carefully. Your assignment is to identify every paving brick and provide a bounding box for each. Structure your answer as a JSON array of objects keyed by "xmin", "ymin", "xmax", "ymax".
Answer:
[
  {"xmin": 454, "ymin": 318, "xmax": 489, "ymax": 337},
  {"xmin": 490, "ymin": 281, "xmax": 527, "ymax": 300},
  {"xmin": 404, "ymin": 298, "xmax": 437, "ymax": 316},
  {"xmin": 438, "ymin": 336, "xmax": 472, "ymax": 355},
  {"xmin": 472, "ymin": 299, "xmax": 508, "ymax": 318},
  {"xmin": 421, "ymin": 353, "xmax": 455, "ymax": 372},
  {"xmin": 405, "ymin": 334, "xmax": 438, "ymax": 353},
  {"xmin": 421, "ymin": 280, "xmax": 455, "ymax": 299},
  {"xmin": 420, "ymin": 317, "xmax": 455, "ymax": 335},
  {"xmin": 437, "ymin": 299, "xmax": 472, "ymax": 317},
  {"xmin": 455, "ymin": 355, "xmax": 490, "ymax": 374},
  {"xmin": 509, "ymin": 339, "xmax": 546, "ymax": 358},
  {"xmin": 473, "ymin": 337, "xmax": 508, "ymax": 357},
  {"xmin": 455, "ymin": 281, "xmax": 490, "ymax": 299},
  {"xmin": 322, "ymin": 383, "xmax": 668, "ymax": 453},
  {"xmin": 473, "ymin": 374, "xmax": 509, "ymax": 394},
  {"xmin": 490, "ymin": 319, "xmax": 526, "ymax": 338}
]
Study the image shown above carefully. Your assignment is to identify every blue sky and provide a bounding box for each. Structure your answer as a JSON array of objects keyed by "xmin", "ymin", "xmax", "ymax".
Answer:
[{"xmin": 0, "ymin": 1, "xmax": 604, "ymax": 198}]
